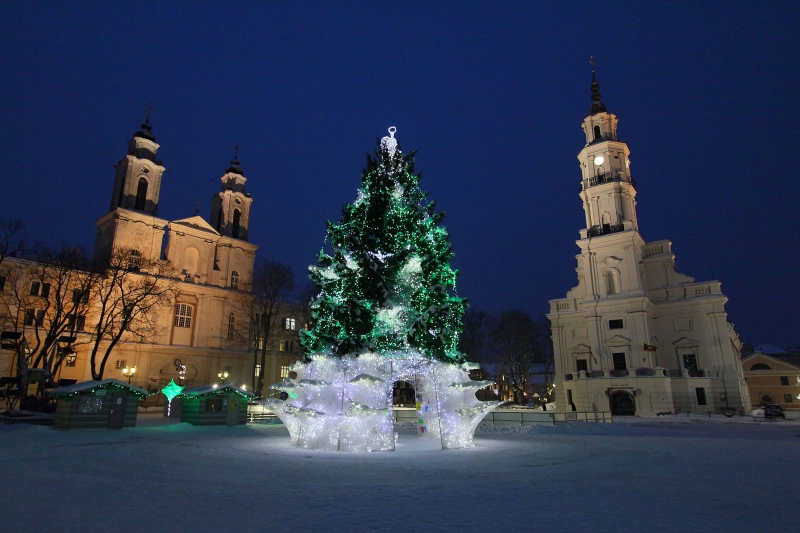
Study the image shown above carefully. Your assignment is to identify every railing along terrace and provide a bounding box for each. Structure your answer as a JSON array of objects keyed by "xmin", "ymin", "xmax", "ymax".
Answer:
[
  {"xmin": 609, "ymin": 369, "xmax": 629, "ymax": 377},
  {"xmin": 586, "ymin": 371, "xmax": 605, "ymax": 379},
  {"xmin": 563, "ymin": 373, "xmax": 574, "ymax": 380},
  {"xmin": 635, "ymin": 368, "xmax": 657, "ymax": 376},
  {"xmin": 667, "ymin": 369, "xmax": 683, "ymax": 378},
  {"xmin": 582, "ymin": 172, "xmax": 637, "ymax": 192},
  {"xmin": 587, "ymin": 223, "xmax": 625, "ymax": 237},
  {"xmin": 687, "ymin": 369, "xmax": 706, "ymax": 378}
]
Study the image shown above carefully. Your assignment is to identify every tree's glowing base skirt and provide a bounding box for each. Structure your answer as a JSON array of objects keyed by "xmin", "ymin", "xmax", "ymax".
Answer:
[{"xmin": 260, "ymin": 352, "xmax": 501, "ymax": 451}]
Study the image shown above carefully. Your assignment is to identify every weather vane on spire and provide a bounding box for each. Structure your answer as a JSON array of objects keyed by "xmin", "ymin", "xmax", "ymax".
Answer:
[
  {"xmin": 380, "ymin": 126, "xmax": 398, "ymax": 156},
  {"xmin": 233, "ymin": 145, "xmax": 240, "ymax": 160},
  {"xmin": 144, "ymin": 103, "xmax": 154, "ymax": 125},
  {"xmin": 589, "ymin": 56, "xmax": 597, "ymax": 73}
]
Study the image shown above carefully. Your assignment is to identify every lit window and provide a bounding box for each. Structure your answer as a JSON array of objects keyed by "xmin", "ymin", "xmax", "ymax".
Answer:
[
  {"xmin": 174, "ymin": 304, "xmax": 193, "ymax": 328},
  {"xmin": 227, "ymin": 313, "xmax": 235, "ymax": 340},
  {"xmin": 280, "ymin": 365, "xmax": 290, "ymax": 378},
  {"xmin": 284, "ymin": 318, "xmax": 296, "ymax": 330},
  {"xmin": 115, "ymin": 360, "xmax": 126, "ymax": 369},
  {"xmin": 279, "ymin": 340, "xmax": 294, "ymax": 353},
  {"xmin": 254, "ymin": 364, "xmax": 261, "ymax": 377},
  {"xmin": 230, "ymin": 271, "xmax": 239, "ymax": 289},
  {"xmin": 65, "ymin": 354, "xmax": 77, "ymax": 367}
]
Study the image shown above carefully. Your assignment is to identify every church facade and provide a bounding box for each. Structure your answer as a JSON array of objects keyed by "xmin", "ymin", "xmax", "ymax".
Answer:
[
  {"xmin": 547, "ymin": 76, "xmax": 750, "ymax": 416},
  {"xmin": 0, "ymin": 121, "xmax": 303, "ymax": 396}
]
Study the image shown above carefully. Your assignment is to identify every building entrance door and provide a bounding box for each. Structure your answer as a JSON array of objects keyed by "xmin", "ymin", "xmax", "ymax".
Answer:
[
  {"xmin": 609, "ymin": 391, "xmax": 635, "ymax": 416},
  {"xmin": 227, "ymin": 396, "xmax": 239, "ymax": 426},
  {"xmin": 108, "ymin": 392, "xmax": 127, "ymax": 429}
]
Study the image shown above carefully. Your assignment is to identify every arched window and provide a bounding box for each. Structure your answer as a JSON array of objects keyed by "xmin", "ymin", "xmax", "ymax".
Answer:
[
  {"xmin": 216, "ymin": 209, "xmax": 223, "ymax": 231},
  {"xmin": 230, "ymin": 270, "xmax": 239, "ymax": 289},
  {"xmin": 174, "ymin": 304, "xmax": 193, "ymax": 328},
  {"xmin": 593, "ymin": 125, "xmax": 601, "ymax": 140},
  {"xmin": 232, "ymin": 209, "xmax": 241, "ymax": 239},
  {"xmin": 605, "ymin": 270, "xmax": 619, "ymax": 296},
  {"xmin": 227, "ymin": 313, "xmax": 235, "ymax": 340},
  {"xmin": 750, "ymin": 363, "xmax": 771, "ymax": 370},
  {"xmin": 135, "ymin": 177, "xmax": 148, "ymax": 211}
]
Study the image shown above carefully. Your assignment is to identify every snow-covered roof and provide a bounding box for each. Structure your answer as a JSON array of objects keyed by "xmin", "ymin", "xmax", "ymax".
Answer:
[
  {"xmin": 753, "ymin": 344, "xmax": 787, "ymax": 355},
  {"xmin": 51, "ymin": 378, "xmax": 149, "ymax": 398},
  {"xmin": 180, "ymin": 384, "xmax": 254, "ymax": 399}
]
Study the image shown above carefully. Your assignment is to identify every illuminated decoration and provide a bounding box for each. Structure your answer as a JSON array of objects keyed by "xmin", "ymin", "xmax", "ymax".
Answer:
[
  {"xmin": 593, "ymin": 155, "xmax": 604, "ymax": 166},
  {"xmin": 161, "ymin": 379, "xmax": 185, "ymax": 416},
  {"xmin": 262, "ymin": 127, "xmax": 501, "ymax": 451},
  {"xmin": 51, "ymin": 378, "xmax": 149, "ymax": 399}
]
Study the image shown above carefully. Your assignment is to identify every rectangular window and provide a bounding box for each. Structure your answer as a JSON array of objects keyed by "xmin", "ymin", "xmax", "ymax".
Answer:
[
  {"xmin": 115, "ymin": 360, "xmax": 126, "ymax": 369},
  {"xmin": 30, "ymin": 281, "xmax": 41, "ymax": 296},
  {"xmin": 784, "ymin": 394, "xmax": 793, "ymax": 404},
  {"xmin": 65, "ymin": 354, "xmax": 76, "ymax": 367},
  {"xmin": 254, "ymin": 364, "xmax": 261, "ymax": 377},
  {"xmin": 695, "ymin": 387, "xmax": 707, "ymax": 406},
  {"xmin": 35, "ymin": 310, "xmax": 45, "ymax": 326},
  {"xmin": 75, "ymin": 315, "xmax": 85, "ymax": 331},
  {"xmin": 780, "ymin": 376, "xmax": 789, "ymax": 386},
  {"xmin": 78, "ymin": 395, "xmax": 104, "ymax": 414},
  {"xmin": 0, "ymin": 275, "xmax": 6, "ymax": 291},
  {"xmin": 23, "ymin": 308, "xmax": 35, "ymax": 326},
  {"xmin": 612, "ymin": 352, "xmax": 627, "ymax": 371},
  {"xmin": 567, "ymin": 389, "xmax": 574, "ymax": 405},
  {"xmin": 608, "ymin": 319, "xmax": 624, "ymax": 330},
  {"xmin": 683, "ymin": 353, "xmax": 698, "ymax": 371},
  {"xmin": 284, "ymin": 318, "xmax": 296, "ymax": 330},
  {"xmin": 72, "ymin": 289, "xmax": 89, "ymax": 305},
  {"xmin": 174, "ymin": 304, "xmax": 192, "ymax": 328},
  {"xmin": 227, "ymin": 313, "xmax": 235, "ymax": 340},
  {"xmin": 576, "ymin": 359, "xmax": 588, "ymax": 372},
  {"xmin": 280, "ymin": 365, "xmax": 290, "ymax": 378},
  {"xmin": 40, "ymin": 283, "xmax": 51, "ymax": 298},
  {"xmin": 205, "ymin": 398, "xmax": 223, "ymax": 412}
]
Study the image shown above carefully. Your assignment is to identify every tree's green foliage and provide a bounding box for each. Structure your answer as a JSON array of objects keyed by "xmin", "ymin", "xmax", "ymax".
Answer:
[{"xmin": 301, "ymin": 139, "xmax": 466, "ymax": 362}]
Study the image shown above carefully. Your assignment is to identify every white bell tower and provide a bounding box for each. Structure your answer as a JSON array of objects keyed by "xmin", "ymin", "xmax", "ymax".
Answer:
[
  {"xmin": 577, "ymin": 74, "xmax": 639, "ymax": 234},
  {"xmin": 210, "ymin": 149, "xmax": 254, "ymax": 242}
]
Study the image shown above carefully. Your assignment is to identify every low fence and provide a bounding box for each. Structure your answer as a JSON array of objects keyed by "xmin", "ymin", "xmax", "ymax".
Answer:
[{"xmin": 248, "ymin": 405, "xmax": 612, "ymax": 425}]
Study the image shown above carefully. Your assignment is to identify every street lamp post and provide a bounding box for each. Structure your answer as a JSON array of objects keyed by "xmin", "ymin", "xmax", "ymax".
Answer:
[
  {"xmin": 217, "ymin": 370, "xmax": 228, "ymax": 385},
  {"xmin": 123, "ymin": 366, "xmax": 136, "ymax": 384}
]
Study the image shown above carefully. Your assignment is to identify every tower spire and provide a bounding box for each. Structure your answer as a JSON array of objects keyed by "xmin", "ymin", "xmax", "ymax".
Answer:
[{"xmin": 589, "ymin": 56, "xmax": 607, "ymax": 115}]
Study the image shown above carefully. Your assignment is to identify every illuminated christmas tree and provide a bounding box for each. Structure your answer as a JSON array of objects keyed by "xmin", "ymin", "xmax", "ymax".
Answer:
[
  {"xmin": 300, "ymin": 127, "xmax": 466, "ymax": 362},
  {"xmin": 264, "ymin": 128, "xmax": 500, "ymax": 452}
]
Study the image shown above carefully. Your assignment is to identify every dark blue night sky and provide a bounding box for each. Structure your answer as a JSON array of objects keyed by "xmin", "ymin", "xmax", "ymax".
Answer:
[{"xmin": 1, "ymin": 2, "xmax": 798, "ymax": 347}]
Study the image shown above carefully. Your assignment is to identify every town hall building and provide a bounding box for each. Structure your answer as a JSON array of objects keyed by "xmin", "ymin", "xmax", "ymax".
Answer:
[{"xmin": 547, "ymin": 75, "xmax": 750, "ymax": 416}]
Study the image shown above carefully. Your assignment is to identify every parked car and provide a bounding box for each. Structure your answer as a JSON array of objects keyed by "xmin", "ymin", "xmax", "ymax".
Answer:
[{"xmin": 763, "ymin": 404, "xmax": 785, "ymax": 419}]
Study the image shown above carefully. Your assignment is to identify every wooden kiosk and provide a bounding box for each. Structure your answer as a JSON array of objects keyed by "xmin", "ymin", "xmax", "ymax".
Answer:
[
  {"xmin": 178, "ymin": 385, "xmax": 254, "ymax": 426},
  {"xmin": 52, "ymin": 379, "xmax": 148, "ymax": 430}
]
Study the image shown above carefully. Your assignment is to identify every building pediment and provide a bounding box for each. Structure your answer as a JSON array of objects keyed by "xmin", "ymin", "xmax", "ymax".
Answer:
[
  {"xmin": 171, "ymin": 216, "xmax": 220, "ymax": 236},
  {"xmin": 672, "ymin": 336, "xmax": 700, "ymax": 348},
  {"xmin": 569, "ymin": 343, "xmax": 593, "ymax": 355},
  {"xmin": 605, "ymin": 335, "xmax": 631, "ymax": 347},
  {"xmin": 742, "ymin": 352, "xmax": 800, "ymax": 372}
]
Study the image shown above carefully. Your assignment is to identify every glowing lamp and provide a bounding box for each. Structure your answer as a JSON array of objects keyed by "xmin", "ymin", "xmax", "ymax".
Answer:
[{"xmin": 593, "ymin": 155, "xmax": 604, "ymax": 166}]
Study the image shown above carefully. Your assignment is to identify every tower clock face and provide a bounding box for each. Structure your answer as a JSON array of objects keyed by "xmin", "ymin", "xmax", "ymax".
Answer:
[
  {"xmin": 594, "ymin": 156, "xmax": 604, "ymax": 166},
  {"xmin": 141, "ymin": 166, "xmax": 149, "ymax": 173}
]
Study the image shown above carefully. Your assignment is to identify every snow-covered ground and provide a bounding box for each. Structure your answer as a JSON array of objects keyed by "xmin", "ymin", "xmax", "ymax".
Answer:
[{"xmin": 2, "ymin": 414, "xmax": 797, "ymax": 532}]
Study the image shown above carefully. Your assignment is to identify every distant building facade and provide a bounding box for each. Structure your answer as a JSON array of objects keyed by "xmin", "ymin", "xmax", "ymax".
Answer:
[
  {"xmin": 741, "ymin": 352, "xmax": 800, "ymax": 410},
  {"xmin": 547, "ymin": 75, "xmax": 750, "ymax": 416},
  {"xmin": 0, "ymin": 121, "xmax": 303, "ymax": 396}
]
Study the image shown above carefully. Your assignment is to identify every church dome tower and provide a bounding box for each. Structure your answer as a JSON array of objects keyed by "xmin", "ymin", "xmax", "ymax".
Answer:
[
  {"xmin": 108, "ymin": 119, "xmax": 166, "ymax": 216},
  {"xmin": 210, "ymin": 149, "xmax": 254, "ymax": 241}
]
